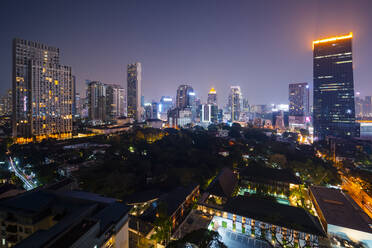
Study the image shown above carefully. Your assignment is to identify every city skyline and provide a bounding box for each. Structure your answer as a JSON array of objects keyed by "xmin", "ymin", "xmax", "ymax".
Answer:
[{"xmin": 1, "ymin": 0, "xmax": 372, "ymax": 106}]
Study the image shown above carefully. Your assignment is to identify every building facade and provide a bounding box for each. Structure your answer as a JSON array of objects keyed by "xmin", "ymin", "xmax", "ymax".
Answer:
[
  {"xmin": 106, "ymin": 84, "xmax": 126, "ymax": 120},
  {"xmin": 12, "ymin": 39, "xmax": 73, "ymax": 141},
  {"xmin": 289, "ymin": 83, "xmax": 309, "ymax": 117},
  {"xmin": 87, "ymin": 81, "xmax": 106, "ymax": 122},
  {"xmin": 176, "ymin": 85, "xmax": 194, "ymax": 109},
  {"xmin": 228, "ymin": 86, "xmax": 242, "ymax": 122},
  {"xmin": 313, "ymin": 33, "xmax": 357, "ymax": 140},
  {"xmin": 207, "ymin": 87, "xmax": 217, "ymax": 105},
  {"xmin": 127, "ymin": 62, "xmax": 142, "ymax": 121},
  {"xmin": 0, "ymin": 90, "xmax": 12, "ymax": 116},
  {"xmin": 159, "ymin": 96, "xmax": 173, "ymax": 121}
]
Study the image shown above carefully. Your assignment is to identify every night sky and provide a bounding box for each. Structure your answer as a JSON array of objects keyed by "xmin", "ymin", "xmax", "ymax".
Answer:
[{"xmin": 1, "ymin": 0, "xmax": 371, "ymax": 106}]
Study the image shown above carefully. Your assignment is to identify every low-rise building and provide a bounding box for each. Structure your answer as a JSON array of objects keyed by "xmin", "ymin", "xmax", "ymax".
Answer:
[
  {"xmin": 198, "ymin": 195, "xmax": 325, "ymax": 247},
  {"xmin": 0, "ymin": 189, "xmax": 130, "ymax": 248},
  {"xmin": 310, "ymin": 186, "xmax": 372, "ymax": 248},
  {"xmin": 239, "ymin": 164, "xmax": 302, "ymax": 197},
  {"xmin": 127, "ymin": 185, "xmax": 199, "ymax": 246}
]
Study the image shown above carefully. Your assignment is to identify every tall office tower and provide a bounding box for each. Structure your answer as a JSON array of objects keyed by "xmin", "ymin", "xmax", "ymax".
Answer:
[
  {"xmin": 228, "ymin": 86, "xmax": 242, "ymax": 122},
  {"xmin": 87, "ymin": 81, "xmax": 106, "ymax": 121},
  {"xmin": 207, "ymin": 87, "xmax": 217, "ymax": 105},
  {"xmin": 176, "ymin": 85, "xmax": 194, "ymax": 109},
  {"xmin": 12, "ymin": 38, "xmax": 73, "ymax": 139},
  {"xmin": 313, "ymin": 33, "xmax": 357, "ymax": 139},
  {"xmin": 106, "ymin": 84, "xmax": 125, "ymax": 120},
  {"xmin": 289, "ymin": 83, "xmax": 309, "ymax": 116},
  {"xmin": 127, "ymin": 62, "xmax": 142, "ymax": 121}
]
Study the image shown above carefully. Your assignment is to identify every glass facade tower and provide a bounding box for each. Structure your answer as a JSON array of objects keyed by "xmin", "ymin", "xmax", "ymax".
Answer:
[{"xmin": 313, "ymin": 33, "xmax": 358, "ymax": 140}]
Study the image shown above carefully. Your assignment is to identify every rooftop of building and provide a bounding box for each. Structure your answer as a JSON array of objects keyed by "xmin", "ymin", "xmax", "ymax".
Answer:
[
  {"xmin": 310, "ymin": 186, "xmax": 372, "ymax": 233},
  {"xmin": 88, "ymin": 123, "xmax": 132, "ymax": 130},
  {"xmin": 0, "ymin": 189, "xmax": 129, "ymax": 248},
  {"xmin": 137, "ymin": 184, "xmax": 199, "ymax": 223},
  {"xmin": 223, "ymin": 195, "xmax": 325, "ymax": 236},
  {"xmin": 125, "ymin": 189, "xmax": 163, "ymax": 205},
  {"xmin": 239, "ymin": 164, "xmax": 302, "ymax": 185},
  {"xmin": 206, "ymin": 168, "xmax": 238, "ymax": 198}
]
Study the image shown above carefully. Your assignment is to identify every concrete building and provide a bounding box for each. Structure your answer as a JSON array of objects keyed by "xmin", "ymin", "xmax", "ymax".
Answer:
[
  {"xmin": 127, "ymin": 62, "xmax": 142, "ymax": 121},
  {"xmin": 12, "ymin": 39, "xmax": 73, "ymax": 141}
]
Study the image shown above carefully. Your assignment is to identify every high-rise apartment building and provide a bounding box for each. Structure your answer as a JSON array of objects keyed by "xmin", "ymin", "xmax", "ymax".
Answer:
[
  {"xmin": 313, "ymin": 33, "xmax": 357, "ymax": 139},
  {"xmin": 12, "ymin": 39, "xmax": 73, "ymax": 140},
  {"xmin": 87, "ymin": 81, "xmax": 106, "ymax": 121},
  {"xmin": 289, "ymin": 83, "xmax": 309, "ymax": 117},
  {"xmin": 127, "ymin": 62, "xmax": 142, "ymax": 121},
  {"xmin": 228, "ymin": 86, "xmax": 242, "ymax": 122},
  {"xmin": 106, "ymin": 84, "xmax": 126, "ymax": 119}
]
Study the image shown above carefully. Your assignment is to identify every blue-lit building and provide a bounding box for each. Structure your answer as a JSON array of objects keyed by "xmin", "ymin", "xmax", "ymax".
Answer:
[
  {"xmin": 159, "ymin": 96, "xmax": 173, "ymax": 114},
  {"xmin": 313, "ymin": 33, "xmax": 358, "ymax": 140}
]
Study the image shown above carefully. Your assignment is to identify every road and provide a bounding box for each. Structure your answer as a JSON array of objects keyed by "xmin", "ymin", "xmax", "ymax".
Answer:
[
  {"xmin": 9, "ymin": 157, "xmax": 36, "ymax": 190},
  {"xmin": 341, "ymin": 175, "xmax": 372, "ymax": 219}
]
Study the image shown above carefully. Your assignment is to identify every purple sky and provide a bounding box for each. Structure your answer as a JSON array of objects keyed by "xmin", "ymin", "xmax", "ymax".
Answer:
[{"xmin": 1, "ymin": 0, "xmax": 371, "ymax": 106}]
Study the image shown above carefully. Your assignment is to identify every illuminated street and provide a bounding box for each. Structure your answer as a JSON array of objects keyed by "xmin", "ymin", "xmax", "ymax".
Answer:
[{"xmin": 8, "ymin": 157, "xmax": 36, "ymax": 190}]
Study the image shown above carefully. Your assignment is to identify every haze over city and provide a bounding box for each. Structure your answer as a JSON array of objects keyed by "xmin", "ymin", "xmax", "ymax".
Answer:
[{"xmin": 1, "ymin": 0, "xmax": 372, "ymax": 105}]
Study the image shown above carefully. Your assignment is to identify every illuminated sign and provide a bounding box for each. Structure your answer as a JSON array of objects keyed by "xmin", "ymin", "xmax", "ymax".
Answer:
[
  {"xmin": 162, "ymin": 98, "xmax": 172, "ymax": 102},
  {"xmin": 188, "ymin": 92, "xmax": 195, "ymax": 96}
]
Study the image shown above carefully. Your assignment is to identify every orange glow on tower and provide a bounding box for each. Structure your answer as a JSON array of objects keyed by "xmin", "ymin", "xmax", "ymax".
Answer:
[{"xmin": 312, "ymin": 32, "xmax": 353, "ymax": 49}]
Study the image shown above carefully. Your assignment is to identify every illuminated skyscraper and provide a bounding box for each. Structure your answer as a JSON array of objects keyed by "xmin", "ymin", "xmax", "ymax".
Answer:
[
  {"xmin": 289, "ymin": 83, "xmax": 309, "ymax": 116},
  {"xmin": 127, "ymin": 62, "xmax": 142, "ymax": 121},
  {"xmin": 313, "ymin": 33, "xmax": 357, "ymax": 139},
  {"xmin": 207, "ymin": 87, "xmax": 217, "ymax": 105},
  {"xmin": 228, "ymin": 86, "xmax": 242, "ymax": 122},
  {"xmin": 12, "ymin": 38, "xmax": 73, "ymax": 140}
]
